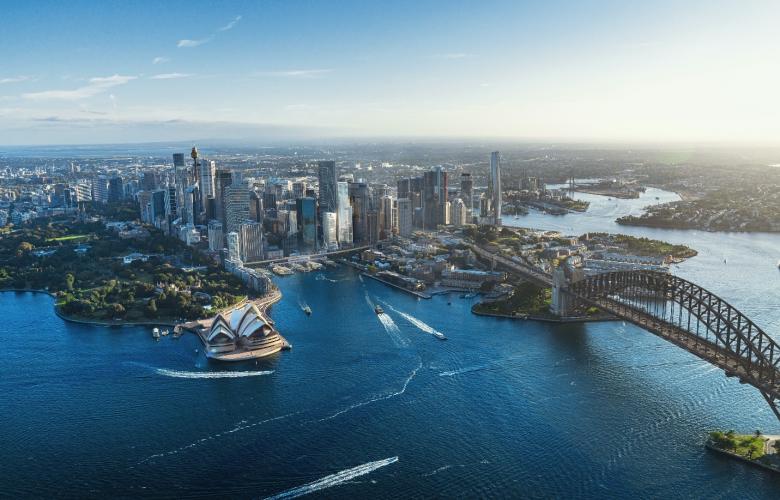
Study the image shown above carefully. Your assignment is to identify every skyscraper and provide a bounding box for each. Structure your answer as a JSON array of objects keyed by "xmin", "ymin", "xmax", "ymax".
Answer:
[
  {"xmin": 422, "ymin": 167, "xmax": 447, "ymax": 229},
  {"xmin": 451, "ymin": 197, "xmax": 468, "ymax": 226},
  {"xmin": 226, "ymin": 232, "xmax": 240, "ymax": 263},
  {"xmin": 337, "ymin": 181, "xmax": 353, "ymax": 247},
  {"xmin": 322, "ymin": 212, "xmax": 338, "ymax": 250},
  {"xmin": 397, "ymin": 198, "xmax": 412, "ymax": 237},
  {"xmin": 379, "ymin": 195, "xmax": 397, "ymax": 239},
  {"xmin": 349, "ymin": 182, "xmax": 370, "ymax": 244},
  {"xmin": 489, "ymin": 151, "xmax": 502, "ymax": 225},
  {"xmin": 460, "ymin": 172, "xmax": 473, "ymax": 209},
  {"xmin": 224, "ymin": 185, "xmax": 250, "ymax": 234},
  {"xmin": 296, "ymin": 197, "xmax": 317, "ymax": 251},
  {"xmin": 208, "ymin": 221, "xmax": 224, "ymax": 252},
  {"xmin": 214, "ymin": 169, "xmax": 232, "ymax": 227},
  {"xmin": 238, "ymin": 221, "xmax": 264, "ymax": 262},
  {"xmin": 317, "ymin": 161, "xmax": 338, "ymax": 214},
  {"xmin": 199, "ymin": 159, "xmax": 216, "ymax": 209}
]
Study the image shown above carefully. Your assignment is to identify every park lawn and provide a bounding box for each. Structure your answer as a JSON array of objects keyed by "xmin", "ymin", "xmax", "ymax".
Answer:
[
  {"xmin": 475, "ymin": 283, "xmax": 551, "ymax": 316},
  {"xmin": 47, "ymin": 234, "xmax": 91, "ymax": 243},
  {"xmin": 710, "ymin": 431, "xmax": 766, "ymax": 459}
]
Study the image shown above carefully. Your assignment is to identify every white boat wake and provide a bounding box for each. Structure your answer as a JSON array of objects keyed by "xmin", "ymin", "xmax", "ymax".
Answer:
[
  {"xmin": 140, "ymin": 412, "xmax": 297, "ymax": 463},
  {"xmin": 264, "ymin": 456, "xmax": 399, "ymax": 499},
  {"xmin": 381, "ymin": 302, "xmax": 446, "ymax": 339},
  {"xmin": 438, "ymin": 355, "xmax": 524, "ymax": 377},
  {"xmin": 319, "ymin": 359, "xmax": 422, "ymax": 421},
  {"xmin": 155, "ymin": 368, "xmax": 274, "ymax": 379},
  {"xmin": 438, "ymin": 365, "xmax": 491, "ymax": 377},
  {"xmin": 366, "ymin": 293, "xmax": 409, "ymax": 347}
]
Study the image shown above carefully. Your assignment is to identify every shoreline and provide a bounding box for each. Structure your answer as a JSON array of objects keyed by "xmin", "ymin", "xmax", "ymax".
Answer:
[
  {"xmin": 471, "ymin": 306, "xmax": 618, "ymax": 323},
  {"xmin": 617, "ymin": 219, "xmax": 780, "ymax": 235},
  {"xmin": 705, "ymin": 440, "xmax": 780, "ymax": 474},
  {"xmin": 2, "ymin": 288, "xmax": 207, "ymax": 329}
]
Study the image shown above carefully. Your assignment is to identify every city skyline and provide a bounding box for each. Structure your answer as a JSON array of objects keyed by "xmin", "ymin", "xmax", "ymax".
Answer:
[{"xmin": 3, "ymin": 0, "xmax": 780, "ymax": 146}]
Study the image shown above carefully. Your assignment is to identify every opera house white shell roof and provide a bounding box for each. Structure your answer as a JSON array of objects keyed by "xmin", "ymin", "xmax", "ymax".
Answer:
[{"xmin": 207, "ymin": 303, "xmax": 275, "ymax": 343}]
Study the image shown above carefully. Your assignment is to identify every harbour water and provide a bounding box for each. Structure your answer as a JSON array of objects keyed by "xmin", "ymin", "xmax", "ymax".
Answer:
[{"xmin": 2, "ymin": 188, "xmax": 780, "ymax": 497}]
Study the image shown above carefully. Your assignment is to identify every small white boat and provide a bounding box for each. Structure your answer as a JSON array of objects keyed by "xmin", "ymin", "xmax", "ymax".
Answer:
[
  {"xmin": 433, "ymin": 332, "xmax": 447, "ymax": 341},
  {"xmin": 152, "ymin": 327, "xmax": 160, "ymax": 339},
  {"xmin": 161, "ymin": 329, "xmax": 169, "ymax": 336}
]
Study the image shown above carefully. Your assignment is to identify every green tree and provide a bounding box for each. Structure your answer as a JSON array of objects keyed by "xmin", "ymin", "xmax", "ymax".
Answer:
[
  {"xmin": 16, "ymin": 241, "xmax": 34, "ymax": 256},
  {"xmin": 65, "ymin": 273, "xmax": 75, "ymax": 291},
  {"xmin": 146, "ymin": 298, "xmax": 158, "ymax": 318}
]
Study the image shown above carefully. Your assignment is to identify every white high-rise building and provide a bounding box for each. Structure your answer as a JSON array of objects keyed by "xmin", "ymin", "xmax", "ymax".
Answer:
[
  {"xmin": 226, "ymin": 232, "xmax": 240, "ymax": 263},
  {"xmin": 489, "ymin": 151, "xmax": 502, "ymax": 225},
  {"xmin": 322, "ymin": 211, "xmax": 338, "ymax": 250},
  {"xmin": 337, "ymin": 181, "xmax": 353, "ymax": 246},
  {"xmin": 200, "ymin": 159, "xmax": 216, "ymax": 206},
  {"xmin": 208, "ymin": 221, "xmax": 224, "ymax": 252},
  {"xmin": 450, "ymin": 198, "xmax": 468, "ymax": 227},
  {"xmin": 379, "ymin": 195, "xmax": 397, "ymax": 238},
  {"xmin": 397, "ymin": 198, "xmax": 412, "ymax": 237},
  {"xmin": 238, "ymin": 221, "xmax": 264, "ymax": 262}
]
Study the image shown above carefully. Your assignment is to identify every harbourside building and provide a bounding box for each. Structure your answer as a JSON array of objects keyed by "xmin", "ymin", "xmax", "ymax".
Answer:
[{"xmin": 203, "ymin": 302, "xmax": 286, "ymax": 358}]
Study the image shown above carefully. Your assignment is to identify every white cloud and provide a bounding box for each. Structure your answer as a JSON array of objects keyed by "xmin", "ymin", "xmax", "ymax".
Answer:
[
  {"xmin": 219, "ymin": 15, "xmax": 242, "ymax": 32},
  {"xmin": 177, "ymin": 37, "xmax": 212, "ymax": 48},
  {"xmin": 21, "ymin": 74, "xmax": 136, "ymax": 101},
  {"xmin": 253, "ymin": 69, "xmax": 333, "ymax": 78},
  {"xmin": 150, "ymin": 73, "xmax": 192, "ymax": 80},
  {"xmin": 439, "ymin": 53, "xmax": 472, "ymax": 59},
  {"xmin": 0, "ymin": 76, "xmax": 32, "ymax": 84},
  {"xmin": 152, "ymin": 56, "xmax": 170, "ymax": 64},
  {"xmin": 177, "ymin": 14, "xmax": 242, "ymax": 48}
]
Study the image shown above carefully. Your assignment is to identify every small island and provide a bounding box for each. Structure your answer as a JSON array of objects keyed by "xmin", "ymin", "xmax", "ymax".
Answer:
[{"xmin": 707, "ymin": 430, "xmax": 780, "ymax": 473}]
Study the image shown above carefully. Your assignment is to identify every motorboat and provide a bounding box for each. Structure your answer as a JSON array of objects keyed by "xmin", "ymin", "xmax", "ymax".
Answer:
[
  {"xmin": 152, "ymin": 327, "xmax": 160, "ymax": 340},
  {"xmin": 303, "ymin": 306, "xmax": 312, "ymax": 316},
  {"xmin": 433, "ymin": 332, "xmax": 447, "ymax": 341},
  {"xmin": 374, "ymin": 305, "xmax": 384, "ymax": 315},
  {"xmin": 161, "ymin": 329, "xmax": 169, "ymax": 336}
]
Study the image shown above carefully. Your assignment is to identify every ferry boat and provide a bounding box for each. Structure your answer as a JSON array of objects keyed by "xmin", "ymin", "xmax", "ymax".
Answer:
[
  {"xmin": 303, "ymin": 306, "xmax": 312, "ymax": 316},
  {"xmin": 152, "ymin": 327, "xmax": 160, "ymax": 340},
  {"xmin": 374, "ymin": 305, "xmax": 384, "ymax": 315}
]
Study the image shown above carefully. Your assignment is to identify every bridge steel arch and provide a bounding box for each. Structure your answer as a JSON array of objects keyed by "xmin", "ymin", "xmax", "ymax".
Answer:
[{"xmin": 567, "ymin": 270, "xmax": 780, "ymax": 419}]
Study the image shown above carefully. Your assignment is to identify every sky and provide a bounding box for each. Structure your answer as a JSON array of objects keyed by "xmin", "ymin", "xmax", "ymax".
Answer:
[{"xmin": 1, "ymin": 0, "xmax": 779, "ymax": 146}]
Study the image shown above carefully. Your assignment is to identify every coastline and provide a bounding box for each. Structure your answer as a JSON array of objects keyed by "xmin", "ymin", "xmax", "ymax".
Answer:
[
  {"xmin": 617, "ymin": 219, "xmax": 780, "ymax": 234},
  {"xmin": 2, "ymin": 288, "xmax": 203, "ymax": 329},
  {"xmin": 705, "ymin": 440, "xmax": 780, "ymax": 474},
  {"xmin": 471, "ymin": 306, "xmax": 617, "ymax": 323}
]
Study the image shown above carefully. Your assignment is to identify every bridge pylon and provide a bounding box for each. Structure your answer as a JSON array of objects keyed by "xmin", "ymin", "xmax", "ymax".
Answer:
[{"xmin": 550, "ymin": 263, "xmax": 584, "ymax": 317}]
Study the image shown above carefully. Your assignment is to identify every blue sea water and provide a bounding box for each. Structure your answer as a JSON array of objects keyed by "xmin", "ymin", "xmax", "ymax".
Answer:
[{"xmin": 1, "ymin": 187, "xmax": 780, "ymax": 498}]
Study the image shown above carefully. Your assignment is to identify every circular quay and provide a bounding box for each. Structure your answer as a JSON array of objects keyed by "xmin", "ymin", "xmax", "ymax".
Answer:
[{"xmin": 1, "ymin": 1, "xmax": 780, "ymax": 498}]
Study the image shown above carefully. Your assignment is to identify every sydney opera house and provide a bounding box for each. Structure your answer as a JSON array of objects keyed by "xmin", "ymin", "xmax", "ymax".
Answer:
[{"xmin": 198, "ymin": 302, "xmax": 288, "ymax": 360}]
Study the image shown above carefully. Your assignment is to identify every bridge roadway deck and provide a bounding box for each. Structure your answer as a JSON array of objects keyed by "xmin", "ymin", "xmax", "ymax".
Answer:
[{"xmin": 469, "ymin": 244, "xmax": 553, "ymax": 287}]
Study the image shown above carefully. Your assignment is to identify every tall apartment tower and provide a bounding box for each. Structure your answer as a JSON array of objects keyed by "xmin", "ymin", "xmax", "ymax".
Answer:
[
  {"xmin": 397, "ymin": 198, "xmax": 412, "ymax": 237},
  {"xmin": 224, "ymin": 185, "xmax": 250, "ymax": 234},
  {"xmin": 200, "ymin": 159, "xmax": 216, "ymax": 208},
  {"xmin": 317, "ymin": 161, "xmax": 338, "ymax": 214},
  {"xmin": 489, "ymin": 151, "xmax": 502, "ymax": 225},
  {"xmin": 460, "ymin": 172, "xmax": 473, "ymax": 209},
  {"xmin": 336, "ymin": 181, "xmax": 353, "ymax": 247}
]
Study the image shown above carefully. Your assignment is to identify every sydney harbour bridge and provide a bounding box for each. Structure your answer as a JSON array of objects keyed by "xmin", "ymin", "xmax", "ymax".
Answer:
[{"xmin": 471, "ymin": 245, "xmax": 780, "ymax": 420}]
